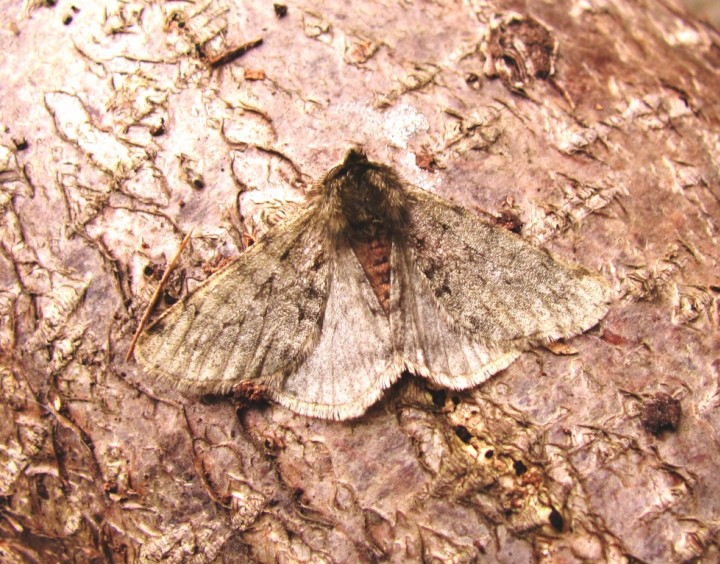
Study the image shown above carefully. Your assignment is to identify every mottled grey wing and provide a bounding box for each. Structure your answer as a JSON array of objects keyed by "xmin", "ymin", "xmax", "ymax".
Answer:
[
  {"xmin": 135, "ymin": 208, "xmax": 330, "ymax": 395},
  {"xmin": 268, "ymin": 242, "xmax": 399, "ymax": 420},
  {"xmin": 391, "ymin": 244, "xmax": 522, "ymax": 390},
  {"xmin": 400, "ymin": 188, "xmax": 610, "ymax": 360}
]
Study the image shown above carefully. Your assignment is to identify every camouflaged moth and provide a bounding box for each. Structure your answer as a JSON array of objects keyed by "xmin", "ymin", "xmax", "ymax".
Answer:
[{"xmin": 135, "ymin": 149, "xmax": 610, "ymax": 420}]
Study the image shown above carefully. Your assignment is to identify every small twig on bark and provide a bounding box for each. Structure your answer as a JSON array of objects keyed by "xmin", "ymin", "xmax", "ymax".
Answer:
[
  {"xmin": 126, "ymin": 228, "xmax": 194, "ymax": 362},
  {"xmin": 208, "ymin": 37, "xmax": 263, "ymax": 68}
]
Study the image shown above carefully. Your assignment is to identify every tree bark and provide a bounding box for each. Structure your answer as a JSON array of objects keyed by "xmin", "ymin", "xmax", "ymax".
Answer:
[{"xmin": 1, "ymin": 0, "xmax": 719, "ymax": 562}]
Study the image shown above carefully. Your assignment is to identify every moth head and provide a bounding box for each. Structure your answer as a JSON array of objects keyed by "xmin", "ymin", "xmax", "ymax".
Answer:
[{"xmin": 342, "ymin": 147, "xmax": 369, "ymax": 166}]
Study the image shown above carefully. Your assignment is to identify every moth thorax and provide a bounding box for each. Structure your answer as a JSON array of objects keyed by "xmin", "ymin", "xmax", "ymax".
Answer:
[
  {"xmin": 339, "ymin": 174, "xmax": 407, "ymax": 232},
  {"xmin": 341, "ymin": 186, "xmax": 381, "ymax": 224}
]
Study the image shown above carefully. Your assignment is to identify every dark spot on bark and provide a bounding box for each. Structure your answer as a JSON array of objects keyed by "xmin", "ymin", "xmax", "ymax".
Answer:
[
  {"xmin": 641, "ymin": 393, "xmax": 681, "ymax": 436},
  {"xmin": 79, "ymin": 429, "xmax": 95, "ymax": 452},
  {"xmin": 429, "ymin": 388, "xmax": 446, "ymax": 407},
  {"xmin": 103, "ymin": 480, "xmax": 118, "ymax": 495},
  {"xmin": 280, "ymin": 248, "xmax": 291, "ymax": 261},
  {"xmin": 455, "ymin": 425, "xmax": 472, "ymax": 443},
  {"xmin": 495, "ymin": 210, "xmax": 523, "ymax": 234},
  {"xmin": 200, "ymin": 394, "xmax": 226, "ymax": 405},
  {"xmin": 513, "ymin": 460, "xmax": 527, "ymax": 475},
  {"xmin": 274, "ymin": 3, "xmax": 288, "ymax": 17},
  {"xmin": 549, "ymin": 508, "xmax": 564, "ymax": 531},
  {"xmin": 63, "ymin": 14, "xmax": 72, "ymax": 25},
  {"xmin": 601, "ymin": 329, "xmax": 629, "ymax": 346},
  {"xmin": 35, "ymin": 476, "xmax": 49, "ymax": 500},
  {"xmin": 150, "ymin": 122, "xmax": 165, "ymax": 137},
  {"xmin": 192, "ymin": 178, "xmax": 205, "ymax": 190},
  {"xmin": 485, "ymin": 449, "xmax": 494, "ymax": 458},
  {"xmin": 451, "ymin": 395, "xmax": 460, "ymax": 405},
  {"xmin": 415, "ymin": 153, "xmax": 437, "ymax": 171},
  {"xmin": 13, "ymin": 138, "xmax": 28, "ymax": 151},
  {"xmin": 465, "ymin": 72, "xmax": 480, "ymax": 85},
  {"xmin": 143, "ymin": 265, "xmax": 155, "ymax": 277},
  {"xmin": 502, "ymin": 54, "xmax": 517, "ymax": 69},
  {"xmin": 163, "ymin": 291, "xmax": 178, "ymax": 305}
]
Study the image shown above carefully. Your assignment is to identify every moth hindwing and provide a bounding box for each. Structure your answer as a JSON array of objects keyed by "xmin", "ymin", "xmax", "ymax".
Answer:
[{"xmin": 135, "ymin": 149, "xmax": 611, "ymax": 420}]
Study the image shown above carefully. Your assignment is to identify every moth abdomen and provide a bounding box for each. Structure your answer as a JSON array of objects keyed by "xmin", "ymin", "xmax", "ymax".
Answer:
[{"xmin": 348, "ymin": 228, "xmax": 393, "ymax": 315}]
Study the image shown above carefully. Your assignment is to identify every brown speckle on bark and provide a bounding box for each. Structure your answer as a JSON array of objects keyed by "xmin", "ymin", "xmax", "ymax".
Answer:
[{"xmin": 642, "ymin": 393, "xmax": 681, "ymax": 436}]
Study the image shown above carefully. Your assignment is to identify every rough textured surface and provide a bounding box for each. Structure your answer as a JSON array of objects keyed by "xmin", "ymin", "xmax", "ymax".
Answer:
[{"xmin": 1, "ymin": 0, "xmax": 719, "ymax": 562}]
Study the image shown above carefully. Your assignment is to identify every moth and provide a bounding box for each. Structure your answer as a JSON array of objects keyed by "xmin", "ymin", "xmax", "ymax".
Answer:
[{"xmin": 135, "ymin": 149, "xmax": 611, "ymax": 420}]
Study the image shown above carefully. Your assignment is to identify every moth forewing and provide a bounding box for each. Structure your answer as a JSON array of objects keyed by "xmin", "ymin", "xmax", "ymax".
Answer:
[
  {"xmin": 135, "ymin": 208, "xmax": 331, "ymax": 396},
  {"xmin": 403, "ymin": 187, "xmax": 611, "ymax": 347}
]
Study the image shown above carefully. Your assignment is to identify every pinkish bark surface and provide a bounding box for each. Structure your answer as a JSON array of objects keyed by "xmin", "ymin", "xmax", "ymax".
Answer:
[{"xmin": 1, "ymin": 0, "xmax": 719, "ymax": 562}]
